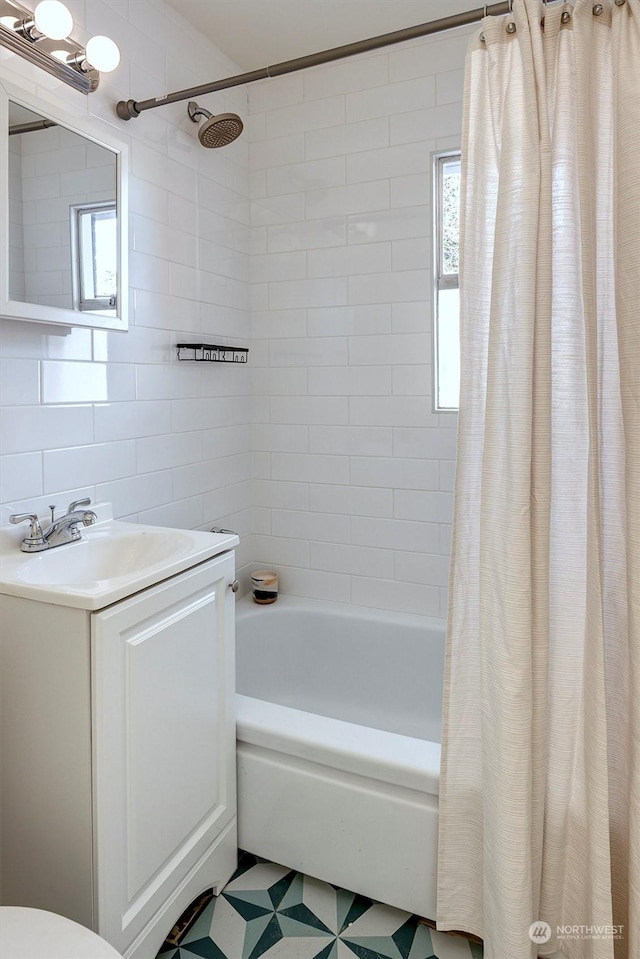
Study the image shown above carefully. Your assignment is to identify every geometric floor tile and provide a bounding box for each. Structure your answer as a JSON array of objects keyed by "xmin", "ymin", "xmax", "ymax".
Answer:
[{"xmin": 157, "ymin": 854, "xmax": 483, "ymax": 959}]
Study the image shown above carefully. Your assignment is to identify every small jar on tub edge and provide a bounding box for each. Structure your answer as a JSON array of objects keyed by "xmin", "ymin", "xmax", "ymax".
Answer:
[{"xmin": 251, "ymin": 570, "xmax": 278, "ymax": 604}]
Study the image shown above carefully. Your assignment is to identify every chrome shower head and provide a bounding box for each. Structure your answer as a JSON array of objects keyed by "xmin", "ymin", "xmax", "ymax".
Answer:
[{"xmin": 187, "ymin": 100, "xmax": 243, "ymax": 148}]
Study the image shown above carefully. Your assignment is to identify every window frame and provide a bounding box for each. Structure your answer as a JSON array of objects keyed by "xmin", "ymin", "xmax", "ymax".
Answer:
[
  {"xmin": 432, "ymin": 149, "xmax": 461, "ymax": 413},
  {"xmin": 70, "ymin": 200, "xmax": 117, "ymax": 314}
]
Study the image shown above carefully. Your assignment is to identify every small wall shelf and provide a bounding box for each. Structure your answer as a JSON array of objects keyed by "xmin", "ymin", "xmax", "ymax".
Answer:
[{"xmin": 176, "ymin": 343, "xmax": 249, "ymax": 364}]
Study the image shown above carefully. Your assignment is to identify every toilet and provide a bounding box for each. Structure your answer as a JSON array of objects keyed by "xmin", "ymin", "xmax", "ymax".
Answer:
[{"xmin": 0, "ymin": 907, "xmax": 124, "ymax": 959}]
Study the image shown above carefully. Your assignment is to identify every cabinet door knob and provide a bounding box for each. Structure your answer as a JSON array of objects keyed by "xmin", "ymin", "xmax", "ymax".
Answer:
[{"xmin": 229, "ymin": 580, "xmax": 239, "ymax": 593}]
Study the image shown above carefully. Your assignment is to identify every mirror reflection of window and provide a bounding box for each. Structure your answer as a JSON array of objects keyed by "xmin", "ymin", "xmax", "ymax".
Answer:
[
  {"xmin": 7, "ymin": 100, "xmax": 117, "ymax": 315},
  {"xmin": 71, "ymin": 202, "xmax": 117, "ymax": 314}
]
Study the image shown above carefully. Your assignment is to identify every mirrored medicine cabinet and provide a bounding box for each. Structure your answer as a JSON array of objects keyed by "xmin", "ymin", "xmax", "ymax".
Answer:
[{"xmin": 0, "ymin": 81, "xmax": 128, "ymax": 331}]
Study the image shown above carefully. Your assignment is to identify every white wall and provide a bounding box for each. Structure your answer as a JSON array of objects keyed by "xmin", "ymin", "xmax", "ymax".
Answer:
[
  {"xmin": 0, "ymin": 0, "xmax": 253, "ymax": 574},
  {"xmin": 247, "ymin": 27, "xmax": 470, "ymax": 615}
]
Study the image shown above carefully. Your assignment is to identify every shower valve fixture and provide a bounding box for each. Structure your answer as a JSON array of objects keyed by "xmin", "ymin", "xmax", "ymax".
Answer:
[
  {"xmin": 0, "ymin": 0, "xmax": 120, "ymax": 93},
  {"xmin": 187, "ymin": 100, "xmax": 244, "ymax": 148}
]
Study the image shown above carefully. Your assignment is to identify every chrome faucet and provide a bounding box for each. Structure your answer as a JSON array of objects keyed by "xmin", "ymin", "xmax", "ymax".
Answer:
[{"xmin": 10, "ymin": 498, "xmax": 97, "ymax": 553}]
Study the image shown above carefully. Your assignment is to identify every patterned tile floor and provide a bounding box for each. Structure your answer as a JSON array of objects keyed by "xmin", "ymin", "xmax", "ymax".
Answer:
[{"xmin": 158, "ymin": 854, "xmax": 483, "ymax": 959}]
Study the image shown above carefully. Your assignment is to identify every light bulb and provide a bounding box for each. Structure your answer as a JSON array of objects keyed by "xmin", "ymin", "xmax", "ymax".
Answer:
[
  {"xmin": 33, "ymin": 0, "xmax": 73, "ymax": 40},
  {"xmin": 85, "ymin": 35, "xmax": 120, "ymax": 72}
]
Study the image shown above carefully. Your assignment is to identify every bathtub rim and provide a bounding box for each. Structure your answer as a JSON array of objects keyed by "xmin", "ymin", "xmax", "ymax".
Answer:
[{"xmin": 236, "ymin": 693, "xmax": 440, "ymax": 795}]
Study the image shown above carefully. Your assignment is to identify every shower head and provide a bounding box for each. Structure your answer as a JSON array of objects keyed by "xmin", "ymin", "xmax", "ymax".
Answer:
[{"xmin": 187, "ymin": 100, "xmax": 243, "ymax": 148}]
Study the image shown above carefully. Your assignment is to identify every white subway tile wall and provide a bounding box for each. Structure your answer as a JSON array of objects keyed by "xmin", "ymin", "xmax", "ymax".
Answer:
[
  {"xmin": 0, "ymin": 0, "xmax": 252, "ymax": 575},
  {"xmin": 248, "ymin": 30, "xmax": 468, "ymax": 615},
  {"xmin": 0, "ymin": 1, "xmax": 468, "ymax": 615}
]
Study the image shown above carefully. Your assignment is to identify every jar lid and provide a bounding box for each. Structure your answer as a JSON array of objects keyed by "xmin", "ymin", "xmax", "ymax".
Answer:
[{"xmin": 251, "ymin": 570, "xmax": 278, "ymax": 586}]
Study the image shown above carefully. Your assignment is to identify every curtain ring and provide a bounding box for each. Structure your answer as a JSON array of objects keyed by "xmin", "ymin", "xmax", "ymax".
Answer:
[{"xmin": 483, "ymin": 4, "xmax": 488, "ymax": 16}]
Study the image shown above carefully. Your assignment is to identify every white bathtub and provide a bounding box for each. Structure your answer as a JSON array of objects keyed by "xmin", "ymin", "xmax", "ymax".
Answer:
[{"xmin": 235, "ymin": 595, "xmax": 443, "ymax": 920}]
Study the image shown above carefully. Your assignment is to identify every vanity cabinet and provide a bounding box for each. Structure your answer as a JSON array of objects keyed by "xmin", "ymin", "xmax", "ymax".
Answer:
[{"xmin": 0, "ymin": 550, "xmax": 237, "ymax": 959}]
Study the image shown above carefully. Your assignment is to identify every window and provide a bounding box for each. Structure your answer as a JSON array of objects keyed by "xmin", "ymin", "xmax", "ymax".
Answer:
[
  {"xmin": 70, "ymin": 201, "xmax": 117, "ymax": 313},
  {"xmin": 433, "ymin": 152, "xmax": 461, "ymax": 411}
]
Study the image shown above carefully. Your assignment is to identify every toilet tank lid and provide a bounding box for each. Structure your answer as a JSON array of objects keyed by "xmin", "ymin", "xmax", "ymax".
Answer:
[{"xmin": 0, "ymin": 907, "xmax": 124, "ymax": 959}]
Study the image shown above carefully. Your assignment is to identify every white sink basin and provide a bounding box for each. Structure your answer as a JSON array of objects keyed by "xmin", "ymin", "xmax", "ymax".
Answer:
[
  {"xmin": 15, "ymin": 529, "xmax": 195, "ymax": 587},
  {"xmin": 0, "ymin": 508, "xmax": 238, "ymax": 610}
]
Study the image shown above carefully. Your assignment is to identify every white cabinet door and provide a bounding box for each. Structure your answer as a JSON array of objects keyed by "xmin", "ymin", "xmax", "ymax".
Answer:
[{"xmin": 91, "ymin": 553, "xmax": 237, "ymax": 957}]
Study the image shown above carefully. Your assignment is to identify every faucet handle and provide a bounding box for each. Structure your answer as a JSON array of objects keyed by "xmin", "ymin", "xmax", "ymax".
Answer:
[
  {"xmin": 9, "ymin": 512, "xmax": 44, "ymax": 543},
  {"xmin": 66, "ymin": 497, "xmax": 91, "ymax": 513}
]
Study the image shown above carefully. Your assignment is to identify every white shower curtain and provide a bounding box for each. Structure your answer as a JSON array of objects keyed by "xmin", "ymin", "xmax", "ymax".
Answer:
[{"xmin": 437, "ymin": 1, "xmax": 640, "ymax": 958}]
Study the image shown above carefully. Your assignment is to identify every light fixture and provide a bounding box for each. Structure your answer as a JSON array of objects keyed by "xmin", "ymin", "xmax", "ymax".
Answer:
[
  {"xmin": 0, "ymin": 0, "xmax": 120, "ymax": 92},
  {"xmin": 33, "ymin": 0, "xmax": 72, "ymax": 39},
  {"xmin": 64, "ymin": 34, "xmax": 120, "ymax": 73},
  {"xmin": 85, "ymin": 35, "xmax": 120, "ymax": 72},
  {"xmin": 69, "ymin": 34, "xmax": 120, "ymax": 72},
  {"xmin": 14, "ymin": 0, "xmax": 72, "ymax": 41}
]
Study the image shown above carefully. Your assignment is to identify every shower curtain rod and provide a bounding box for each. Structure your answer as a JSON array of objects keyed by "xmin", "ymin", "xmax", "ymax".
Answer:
[
  {"xmin": 115, "ymin": 1, "xmax": 511, "ymax": 120},
  {"xmin": 8, "ymin": 118, "xmax": 57, "ymax": 135}
]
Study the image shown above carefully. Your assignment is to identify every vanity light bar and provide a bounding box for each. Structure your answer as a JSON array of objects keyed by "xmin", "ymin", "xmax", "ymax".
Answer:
[{"xmin": 0, "ymin": 0, "xmax": 119, "ymax": 94}]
